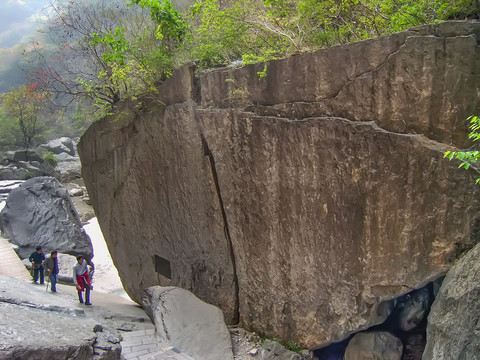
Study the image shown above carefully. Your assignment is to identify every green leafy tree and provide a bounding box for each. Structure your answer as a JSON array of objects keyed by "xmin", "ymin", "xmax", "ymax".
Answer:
[
  {"xmin": 26, "ymin": 0, "xmax": 166, "ymax": 117},
  {"xmin": 0, "ymin": 112, "xmax": 22, "ymax": 152},
  {"xmin": 128, "ymin": 0, "xmax": 189, "ymax": 42},
  {"xmin": 445, "ymin": 116, "xmax": 480, "ymax": 184},
  {"xmin": 0, "ymin": 84, "xmax": 49, "ymax": 151}
]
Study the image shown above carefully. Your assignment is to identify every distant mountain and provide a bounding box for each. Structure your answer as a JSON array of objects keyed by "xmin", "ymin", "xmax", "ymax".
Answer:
[{"xmin": 0, "ymin": 0, "xmax": 48, "ymax": 93}]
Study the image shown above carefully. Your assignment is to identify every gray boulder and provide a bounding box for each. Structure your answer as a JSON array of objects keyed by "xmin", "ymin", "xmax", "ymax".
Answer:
[
  {"xmin": 38, "ymin": 137, "xmax": 76, "ymax": 156},
  {"xmin": 17, "ymin": 161, "xmax": 44, "ymax": 177},
  {"xmin": 0, "ymin": 151, "xmax": 46, "ymax": 180},
  {"xmin": 56, "ymin": 152, "xmax": 78, "ymax": 161},
  {"xmin": 344, "ymin": 332, "xmax": 403, "ymax": 360},
  {"xmin": 1, "ymin": 150, "xmax": 43, "ymax": 164},
  {"xmin": 143, "ymin": 286, "xmax": 234, "ymax": 360},
  {"xmin": 54, "ymin": 155, "xmax": 82, "ymax": 183},
  {"xmin": 0, "ymin": 176, "xmax": 93, "ymax": 261},
  {"xmin": 423, "ymin": 242, "xmax": 480, "ymax": 359},
  {"xmin": 0, "ymin": 165, "xmax": 30, "ymax": 181}
]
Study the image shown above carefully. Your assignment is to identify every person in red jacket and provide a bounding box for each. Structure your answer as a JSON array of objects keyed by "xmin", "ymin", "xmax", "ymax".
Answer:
[{"xmin": 72, "ymin": 255, "xmax": 92, "ymax": 305}]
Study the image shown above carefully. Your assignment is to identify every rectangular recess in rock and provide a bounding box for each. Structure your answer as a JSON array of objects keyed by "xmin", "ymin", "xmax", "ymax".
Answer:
[{"xmin": 154, "ymin": 255, "xmax": 172, "ymax": 279}]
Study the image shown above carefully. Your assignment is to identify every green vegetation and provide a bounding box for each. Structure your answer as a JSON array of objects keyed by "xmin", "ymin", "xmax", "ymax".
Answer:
[
  {"xmin": 445, "ymin": 115, "xmax": 480, "ymax": 184},
  {"xmin": 43, "ymin": 151, "xmax": 59, "ymax": 168},
  {"xmin": 0, "ymin": 0, "xmax": 478, "ymax": 152},
  {"xmin": 23, "ymin": 0, "xmax": 480, "ymax": 113},
  {"xmin": 182, "ymin": 0, "xmax": 480, "ymax": 70},
  {"xmin": 0, "ymin": 84, "xmax": 49, "ymax": 151},
  {"xmin": 260, "ymin": 337, "xmax": 303, "ymax": 354}
]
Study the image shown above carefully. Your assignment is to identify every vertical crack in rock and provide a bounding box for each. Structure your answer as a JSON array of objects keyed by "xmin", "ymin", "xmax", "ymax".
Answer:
[{"xmin": 192, "ymin": 104, "xmax": 240, "ymax": 324}]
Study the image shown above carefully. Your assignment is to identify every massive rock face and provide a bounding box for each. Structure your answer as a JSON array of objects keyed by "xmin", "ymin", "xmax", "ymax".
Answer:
[{"xmin": 78, "ymin": 21, "xmax": 480, "ymax": 349}]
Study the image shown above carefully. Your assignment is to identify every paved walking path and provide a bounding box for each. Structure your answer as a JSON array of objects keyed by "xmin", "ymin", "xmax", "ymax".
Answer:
[
  {"xmin": 0, "ymin": 235, "xmax": 31, "ymax": 281},
  {"xmin": 56, "ymin": 284, "xmax": 196, "ymax": 359},
  {"xmin": 0, "ymin": 239, "xmax": 196, "ymax": 360},
  {"xmin": 121, "ymin": 328, "xmax": 196, "ymax": 360}
]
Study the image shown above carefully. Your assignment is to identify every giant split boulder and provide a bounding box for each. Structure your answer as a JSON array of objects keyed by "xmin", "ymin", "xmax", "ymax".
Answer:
[
  {"xmin": 78, "ymin": 21, "xmax": 480, "ymax": 349},
  {"xmin": 422, "ymin": 242, "xmax": 480, "ymax": 359},
  {"xmin": 0, "ymin": 176, "xmax": 93, "ymax": 261}
]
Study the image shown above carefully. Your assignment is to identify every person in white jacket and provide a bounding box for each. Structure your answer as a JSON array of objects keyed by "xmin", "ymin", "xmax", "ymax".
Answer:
[{"xmin": 72, "ymin": 255, "xmax": 92, "ymax": 305}]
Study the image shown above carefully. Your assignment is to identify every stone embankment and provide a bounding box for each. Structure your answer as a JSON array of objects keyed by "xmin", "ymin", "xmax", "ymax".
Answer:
[{"xmin": 78, "ymin": 20, "xmax": 480, "ymax": 354}]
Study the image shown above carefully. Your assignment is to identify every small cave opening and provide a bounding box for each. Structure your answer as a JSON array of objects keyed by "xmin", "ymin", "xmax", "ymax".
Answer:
[{"xmin": 312, "ymin": 279, "xmax": 443, "ymax": 360}]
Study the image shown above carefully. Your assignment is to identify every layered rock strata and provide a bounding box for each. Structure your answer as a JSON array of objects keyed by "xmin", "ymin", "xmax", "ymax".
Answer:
[{"xmin": 78, "ymin": 21, "xmax": 480, "ymax": 349}]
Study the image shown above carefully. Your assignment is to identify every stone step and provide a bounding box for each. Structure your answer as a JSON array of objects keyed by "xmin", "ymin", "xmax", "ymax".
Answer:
[{"xmin": 120, "ymin": 329, "xmax": 196, "ymax": 360}]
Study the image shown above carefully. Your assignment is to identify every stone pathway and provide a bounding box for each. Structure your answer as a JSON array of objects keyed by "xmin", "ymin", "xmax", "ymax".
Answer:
[
  {"xmin": 56, "ymin": 284, "xmax": 196, "ymax": 359},
  {"xmin": 0, "ymin": 238, "xmax": 196, "ymax": 360},
  {"xmin": 121, "ymin": 328, "xmax": 196, "ymax": 360},
  {"xmin": 0, "ymin": 235, "xmax": 31, "ymax": 281}
]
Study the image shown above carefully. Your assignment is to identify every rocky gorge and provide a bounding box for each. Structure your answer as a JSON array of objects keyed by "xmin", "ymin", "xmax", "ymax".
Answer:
[{"xmin": 77, "ymin": 20, "xmax": 480, "ymax": 359}]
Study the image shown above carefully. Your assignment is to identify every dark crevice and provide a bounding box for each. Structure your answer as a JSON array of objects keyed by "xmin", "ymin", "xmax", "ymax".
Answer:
[
  {"xmin": 192, "ymin": 73, "xmax": 202, "ymax": 105},
  {"xmin": 192, "ymin": 104, "xmax": 240, "ymax": 324},
  {"xmin": 313, "ymin": 279, "xmax": 443, "ymax": 360}
]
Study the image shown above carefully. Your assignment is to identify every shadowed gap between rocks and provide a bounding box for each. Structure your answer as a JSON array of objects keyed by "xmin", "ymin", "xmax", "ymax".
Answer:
[
  {"xmin": 313, "ymin": 279, "xmax": 443, "ymax": 360},
  {"xmin": 193, "ymin": 106, "xmax": 240, "ymax": 325}
]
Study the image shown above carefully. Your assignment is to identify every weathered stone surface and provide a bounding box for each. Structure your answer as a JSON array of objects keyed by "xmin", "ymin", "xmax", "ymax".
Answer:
[
  {"xmin": 199, "ymin": 111, "xmax": 479, "ymax": 347},
  {"xmin": 78, "ymin": 102, "xmax": 237, "ymax": 322},
  {"xmin": 54, "ymin": 155, "xmax": 82, "ymax": 183},
  {"xmin": 0, "ymin": 151, "xmax": 47, "ymax": 180},
  {"xmin": 423, "ymin": 242, "xmax": 480, "ymax": 360},
  {"xmin": 0, "ymin": 276, "xmax": 96, "ymax": 360},
  {"xmin": 143, "ymin": 286, "xmax": 234, "ymax": 360},
  {"xmin": 344, "ymin": 332, "xmax": 403, "ymax": 360},
  {"xmin": 1, "ymin": 150, "xmax": 43, "ymax": 164},
  {"xmin": 38, "ymin": 137, "xmax": 76, "ymax": 156},
  {"xmin": 78, "ymin": 21, "xmax": 480, "ymax": 349},
  {"xmin": 0, "ymin": 176, "xmax": 93, "ymax": 261},
  {"xmin": 0, "ymin": 165, "xmax": 30, "ymax": 180},
  {"xmin": 17, "ymin": 160, "xmax": 44, "ymax": 177},
  {"xmin": 200, "ymin": 21, "xmax": 480, "ymax": 149},
  {"xmin": 0, "ymin": 276, "xmax": 130, "ymax": 360}
]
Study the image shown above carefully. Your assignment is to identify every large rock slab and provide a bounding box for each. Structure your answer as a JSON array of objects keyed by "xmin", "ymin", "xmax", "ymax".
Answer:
[
  {"xmin": 422, "ymin": 242, "xmax": 480, "ymax": 359},
  {"xmin": 78, "ymin": 21, "xmax": 480, "ymax": 349},
  {"xmin": 143, "ymin": 286, "xmax": 234, "ymax": 360},
  {"xmin": 0, "ymin": 176, "xmax": 93, "ymax": 261}
]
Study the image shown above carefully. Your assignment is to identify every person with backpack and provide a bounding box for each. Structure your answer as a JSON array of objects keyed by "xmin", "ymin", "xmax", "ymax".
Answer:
[
  {"xmin": 29, "ymin": 246, "xmax": 45, "ymax": 284},
  {"xmin": 72, "ymin": 255, "xmax": 92, "ymax": 305},
  {"xmin": 43, "ymin": 250, "xmax": 59, "ymax": 292}
]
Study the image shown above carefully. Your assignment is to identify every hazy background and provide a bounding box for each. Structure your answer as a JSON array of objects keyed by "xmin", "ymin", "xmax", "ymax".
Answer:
[{"xmin": 0, "ymin": 0, "xmax": 49, "ymax": 92}]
